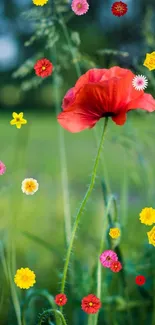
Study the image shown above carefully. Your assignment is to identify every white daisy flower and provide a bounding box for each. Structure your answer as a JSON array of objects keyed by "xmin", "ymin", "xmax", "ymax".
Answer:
[
  {"xmin": 21, "ymin": 178, "xmax": 39, "ymax": 195},
  {"xmin": 132, "ymin": 75, "xmax": 148, "ymax": 91}
]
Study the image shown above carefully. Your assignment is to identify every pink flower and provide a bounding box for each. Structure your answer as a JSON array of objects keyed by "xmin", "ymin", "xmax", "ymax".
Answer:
[
  {"xmin": 0, "ymin": 161, "xmax": 6, "ymax": 175},
  {"xmin": 71, "ymin": 0, "xmax": 89, "ymax": 15},
  {"xmin": 100, "ymin": 250, "xmax": 118, "ymax": 268}
]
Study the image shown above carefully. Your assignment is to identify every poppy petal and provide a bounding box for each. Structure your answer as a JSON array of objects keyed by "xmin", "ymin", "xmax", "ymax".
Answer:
[
  {"xmin": 75, "ymin": 68, "xmax": 107, "ymax": 92},
  {"xmin": 112, "ymin": 112, "xmax": 127, "ymax": 125},
  {"xmin": 57, "ymin": 108, "xmax": 98, "ymax": 133},
  {"xmin": 62, "ymin": 88, "xmax": 75, "ymax": 110},
  {"xmin": 125, "ymin": 93, "xmax": 155, "ymax": 112}
]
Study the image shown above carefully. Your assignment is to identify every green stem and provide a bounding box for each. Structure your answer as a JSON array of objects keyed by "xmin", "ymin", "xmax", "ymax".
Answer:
[
  {"xmin": 54, "ymin": 74, "xmax": 72, "ymax": 247},
  {"xmin": 87, "ymin": 314, "xmax": 94, "ymax": 325},
  {"xmin": 38, "ymin": 309, "xmax": 67, "ymax": 325},
  {"xmin": 22, "ymin": 291, "xmax": 59, "ymax": 325},
  {"xmin": 60, "ymin": 118, "xmax": 109, "ymax": 307},
  {"xmin": 93, "ymin": 128, "xmax": 111, "ymax": 195},
  {"xmin": 58, "ymin": 14, "xmax": 81, "ymax": 78},
  {"xmin": 94, "ymin": 195, "xmax": 117, "ymax": 325}
]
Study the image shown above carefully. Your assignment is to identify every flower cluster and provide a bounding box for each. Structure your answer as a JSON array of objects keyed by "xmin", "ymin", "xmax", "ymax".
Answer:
[
  {"xmin": 139, "ymin": 207, "xmax": 155, "ymax": 246},
  {"xmin": 14, "ymin": 270, "xmax": 101, "ymax": 315},
  {"xmin": 100, "ymin": 250, "xmax": 122, "ymax": 272}
]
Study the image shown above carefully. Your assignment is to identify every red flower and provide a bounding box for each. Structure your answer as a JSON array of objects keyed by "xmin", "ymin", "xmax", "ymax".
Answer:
[
  {"xmin": 135, "ymin": 275, "xmax": 146, "ymax": 286},
  {"xmin": 34, "ymin": 58, "xmax": 53, "ymax": 78},
  {"xmin": 110, "ymin": 261, "xmax": 122, "ymax": 272},
  {"xmin": 54, "ymin": 293, "xmax": 67, "ymax": 306},
  {"xmin": 81, "ymin": 294, "xmax": 101, "ymax": 314},
  {"xmin": 111, "ymin": 1, "xmax": 128, "ymax": 17},
  {"xmin": 57, "ymin": 66, "xmax": 155, "ymax": 133}
]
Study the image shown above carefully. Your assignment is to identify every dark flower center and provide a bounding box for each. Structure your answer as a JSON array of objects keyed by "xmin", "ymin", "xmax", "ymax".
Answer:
[
  {"xmin": 106, "ymin": 256, "xmax": 111, "ymax": 261},
  {"xmin": 103, "ymin": 112, "xmax": 115, "ymax": 117}
]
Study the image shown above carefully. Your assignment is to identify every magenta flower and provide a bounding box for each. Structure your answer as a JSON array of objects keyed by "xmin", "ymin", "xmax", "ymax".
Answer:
[
  {"xmin": 100, "ymin": 250, "xmax": 118, "ymax": 268},
  {"xmin": 0, "ymin": 161, "xmax": 6, "ymax": 175},
  {"xmin": 71, "ymin": 0, "xmax": 89, "ymax": 16}
]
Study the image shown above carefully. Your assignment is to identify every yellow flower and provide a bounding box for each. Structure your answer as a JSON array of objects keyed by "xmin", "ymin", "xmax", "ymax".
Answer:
[
  {"xmin": 14, "ymin": 267, "xmax": 36, "ymax": 289},
  {"xmin": 109, "ymin": 227, "xmax": 120, "ymax": 239},
  {"xmin": 32, "ymin": 0, "xmax": 48, "ymax": 6},
  {"xmin": 143, "ymin": 52, "xmax": 155, "ymax": 71},
  {"xmin": 147, "ymin": 226, "xmax": 155, "ymax": 247},
  {"xmin": 10, "ymin": 112, "xmax": 27, "ymax": 129},
  {"xmin": 21, "ymin": 178, "xmax": 39, "ymax": 195},
  {"xmin": 139, "ymin": 207, "xmax": 155, "ymax": 225}
]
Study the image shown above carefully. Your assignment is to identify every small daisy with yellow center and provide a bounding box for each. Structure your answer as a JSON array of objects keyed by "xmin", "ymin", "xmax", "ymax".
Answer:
[
  {"xmin": 10, "ymin": 112, "xmax": 27, "ymax": 129},
  {"xmin": 139, "ymin": 207, "xmax": 155, "ymax": 226},
  {"xmin": 147, "ymin": 226, "xmax": 155, "ymax": 246},
  {"xmin": 32, "ymin": 0, "xmax": 48, "ymax": 6},
  {"xmin": 14, "ymin": 267, "xmax": 36, "ymax": 289},
  {"xmin": 109, "ymin": 227, "xmax": 120, "ymax": 239},
  {"xmin": 21, "ymin": 178, "xmax": 39, "ymax": 195}
]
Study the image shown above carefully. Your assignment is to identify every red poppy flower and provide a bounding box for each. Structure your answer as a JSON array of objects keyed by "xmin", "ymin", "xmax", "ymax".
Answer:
[
  {"xmin": 135, "ymin": 275, "xmax": 146, "ymax": 286},
  {"xmin": 54, "ymin": 293, "xmax": 67, "ymax": 306},
  {"xmin": 111, "ymin": 1, "xmax": 128, "ymax": 17},
  {"xmin": 110, "ymin": 261, "xmax": 122, "ymax": 272},
  {"xmin": 81, "ymin": 294, "xmax": 101, "ymax": 314},
  {"xmin": 34, "ymin": 58, "xmax": 53, "ymax": 78},
  {"xmin": 57, "ymin": 66, "xmax": 155, "ymax": 133}
]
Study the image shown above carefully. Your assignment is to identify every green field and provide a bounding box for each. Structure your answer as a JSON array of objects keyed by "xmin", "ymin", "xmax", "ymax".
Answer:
[{"xmin": 0, "ymin": 112, "xmax": 155, "ymax": 324}]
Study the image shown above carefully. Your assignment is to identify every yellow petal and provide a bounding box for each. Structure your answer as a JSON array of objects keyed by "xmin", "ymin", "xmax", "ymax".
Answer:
[
  {"xmin": 10, "ymin": 119, "xmax": 16, "ymax": 125},
  {"xmin": 21, "ymin": 119, "xmax": 27, "ymax": 125},
  {"xmin": 12, "ymin": 112, "xmax": 18, "ymax": 118},
  {"xmin": 16, "ymin": 123, "xmax": 21, "ymax": 129},
  {"xmin": 19, "ymin": 112, "xmax": 23, "ymax": 119}
]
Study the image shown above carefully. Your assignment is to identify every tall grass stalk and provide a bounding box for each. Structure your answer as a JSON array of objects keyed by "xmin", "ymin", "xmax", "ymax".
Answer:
[
  {"xmin": 120, "ymin": 150, "xmax": 128, "ymax": 228},
  {"xmin": 60, "ymin": 118, "xmax": 109, "ymax": 311},
  {"xmin": 93, "ymin": 195, "xmax": 117, "ymax": 325},
  {"xmin": 54, "ymin": 77, "xmax": 72, "ymax": 247},
  {"xmin": 58, "ymin": 13, "xmax": 81, "ymax": 78}
]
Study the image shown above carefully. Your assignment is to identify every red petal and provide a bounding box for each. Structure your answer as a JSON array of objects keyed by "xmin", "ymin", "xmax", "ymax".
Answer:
[
  {"xmin": 125, "ymin": 93, "xmax": 155, "ymax": 112},
  {"xmin": 62, "ymin": 88, "xmax": 75, "ymax": 110},
  {"xmin": 57, "ymin": 108, "xmax": 98, "ymax": 133},
  {"xmin": 112, "ymin": 112, "xmax": 127, "ymax": 125},
  {"xmin": 74, "ymin": 68, "xmax": 107, "ymax": 92}
]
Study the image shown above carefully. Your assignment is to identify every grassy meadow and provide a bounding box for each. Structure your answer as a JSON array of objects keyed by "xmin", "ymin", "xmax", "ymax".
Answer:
[{"xmin": 0, "ymin": 111, "xmax": 155, "ymax": 324}]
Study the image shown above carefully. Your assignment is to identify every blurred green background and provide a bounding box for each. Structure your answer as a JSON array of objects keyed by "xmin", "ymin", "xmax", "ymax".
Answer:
[{"xmin": 1, "ymin": 0, "xmax": 155, "ymax": 325}]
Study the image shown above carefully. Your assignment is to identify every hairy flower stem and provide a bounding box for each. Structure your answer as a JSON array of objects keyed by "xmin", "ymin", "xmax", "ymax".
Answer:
[
  {"xmin": 22, "ymin": 291, "xmax": 59, "ymax": 325},
  {"xmin": 60, "ymin": 118, "xmax": 109, "ymax": 310},
  {"xmin": 38, "ymin": 309, "xmax": 67, "ymax": 325},
  {"xmin": 93, "ymin": 195, "xmax": 116, "ymax": 325}
]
